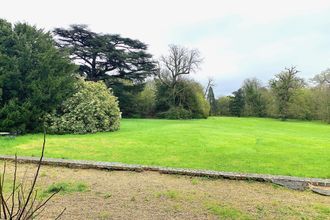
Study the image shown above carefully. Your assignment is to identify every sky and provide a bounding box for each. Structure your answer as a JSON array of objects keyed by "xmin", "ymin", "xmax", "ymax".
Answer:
[{"xmin": 1, "ymin": 0, "xmax": 330, "ymax": 96}]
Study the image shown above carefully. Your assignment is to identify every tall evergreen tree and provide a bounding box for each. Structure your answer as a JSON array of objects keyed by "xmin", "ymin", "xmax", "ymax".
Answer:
[
  {"xmin": 0, "ymin": 19, "xmax": 76, "ymax": 133},
  {"xmin": 229, "ymin": 88, "xmax": 245, "ymax": 117},
  {"xmin": 207, "ymin": 86, "xmax": 217, "ymax": 115},
  {"xmin": 53, "ymin": 25, "xmax": 157, "ymax": 82}
]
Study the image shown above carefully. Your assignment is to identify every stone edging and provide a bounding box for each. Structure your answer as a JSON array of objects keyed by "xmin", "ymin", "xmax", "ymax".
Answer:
[{"xmin": 0, "ymin": 155, "xmax": 329, "ymax": 192}]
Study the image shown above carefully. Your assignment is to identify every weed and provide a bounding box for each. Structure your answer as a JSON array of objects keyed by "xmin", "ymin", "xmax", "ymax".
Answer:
[
  {"xmin": 173, "ymin": 204, "xmax": 182, "ymax": 212},
  {"xmin": 98, "ymin": 211, "xmax": 111, "ymax": 219},
  {"xmin": 104, "ymin": 193, "xmax": 112, "ymax": 199},
  {"xmin": 313, "ymin": 204, "xmax": 330, "ymax": 216},
  {"xmin": 42, "ymin": 181, "xmax": 88, "ymax": 196},
  {"xmin": 40, "ymin": 172, "xmax": 47, "ymax": 177},
  {"xmin": 206, "ymin": 203, "xmax": 251, "ymax": 220},
  {"xmin": 191, "ymin": 178, "xmax": 199, "ymax": 185},
  {"xmin": 156, "ymin": 190, "xmax": 179, "ymax": 200}
]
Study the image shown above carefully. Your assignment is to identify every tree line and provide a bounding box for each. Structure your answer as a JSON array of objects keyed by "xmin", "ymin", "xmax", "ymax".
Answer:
[
  {"xmin": 213, "ymin": 67, "xmax": 330, "ymax": 123},
  {"xmin": 0, "ymin": 19, "xmax": 329, "ymax": 134}
]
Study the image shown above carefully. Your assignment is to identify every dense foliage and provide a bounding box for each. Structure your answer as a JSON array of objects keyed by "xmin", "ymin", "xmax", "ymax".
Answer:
[
  {"xmin": 47, "ymin": 80, "xmax": 120, "ymax": 134},
  {"xmin": 135, "ymin": 81, "xmax": 156, "ymax": 117},
  {"xmin": 311, "ymin": 70, "xmax": 330, "ymax": 123},
  {"xmin": 217, "ymin": 96, "xmax": 231, "ymax": 116},
  {"xmin": 269, "ymin": 67, "xmax": 305, "ymax": 120},
  {"xmin": 107, "ymin": 79, "xmax": 145, "ymax": 117},
  {"xmin": 229, "ymin": 89, "xmax": 245, "ymax": 117},
  {"xmin": 215, "ymin": 67, "xmax": 330, "ymax": 123},
  {"xmin": 155, "ymin": 79, "xmax": 210, "ymax": 119},
  {"xmin": 242, "ymin": 78, "xmax": 266, "ymax": 117},
  {"xmin": 0, "ymin": 19, "xmax": 76, "ymax": 133}
]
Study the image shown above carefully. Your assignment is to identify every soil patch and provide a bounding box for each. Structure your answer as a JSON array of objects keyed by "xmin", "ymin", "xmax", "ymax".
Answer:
[{"xmin": 0, "ymin": 162, "xmax": 329, "ymax": 219}]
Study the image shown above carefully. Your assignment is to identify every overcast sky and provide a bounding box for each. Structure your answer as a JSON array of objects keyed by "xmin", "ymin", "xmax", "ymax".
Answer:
[{"xmin": 2, "ymin": 0, "xmax": 330, "ymax": 96}]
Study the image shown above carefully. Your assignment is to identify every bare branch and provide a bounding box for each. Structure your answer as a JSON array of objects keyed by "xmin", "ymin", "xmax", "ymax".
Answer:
[{"xmin": 158, "ymin": 45, "xmax": 202, "ymax": 88}]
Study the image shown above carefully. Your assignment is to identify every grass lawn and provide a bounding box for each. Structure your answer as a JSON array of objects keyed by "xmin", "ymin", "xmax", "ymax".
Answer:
[{"xmin": 0, "ymin": 117, "xmax": 329, "ymax": 178}]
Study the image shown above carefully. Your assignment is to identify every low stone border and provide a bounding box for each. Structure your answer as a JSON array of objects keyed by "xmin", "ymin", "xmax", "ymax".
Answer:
[{"xmin": 0, "ymin": 155, "xmax": 329, "ymax": 193}]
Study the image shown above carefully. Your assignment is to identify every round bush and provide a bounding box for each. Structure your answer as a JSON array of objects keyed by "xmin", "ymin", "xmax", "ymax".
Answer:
[
  {"xmin": 157, "ymin": 106, "xmax": 192, "ymax": 119},
  {"xmin": 47, "ymin": 80, "xmax": 121, "ymax": 134},
  {"xmin": 155, "ymin": 79, "xmax": 210, "ymax": 119}
]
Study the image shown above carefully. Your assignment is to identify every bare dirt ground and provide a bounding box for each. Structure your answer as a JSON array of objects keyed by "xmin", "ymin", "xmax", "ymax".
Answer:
[{"xmin": 1, "ymin": 162, "xmax": 329, "ymax": 220}]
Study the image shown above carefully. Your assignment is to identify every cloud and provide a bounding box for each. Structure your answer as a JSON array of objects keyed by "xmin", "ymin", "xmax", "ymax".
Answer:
[{"xmin": 1, "ymin": 0, "xmax": 330, "ymax": 95}]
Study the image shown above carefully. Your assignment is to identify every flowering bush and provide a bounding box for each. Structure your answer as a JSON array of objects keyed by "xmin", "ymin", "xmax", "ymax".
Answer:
[{"xmin": 47, "ymin": 80, "xmax": 121, "ymax": 134}]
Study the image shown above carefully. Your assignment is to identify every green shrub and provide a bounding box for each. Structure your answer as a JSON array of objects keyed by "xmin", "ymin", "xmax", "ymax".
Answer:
[
  {"xmin": 311, "ymin": 86, "xmax": 330, "ymax": 123},
  {"xmin": 288, "ymin": 89, "xmax": 313, "ymax": 120},
  {"xmin": 47, "ymin": 80, "xmax": 121, "ymax": 134},
  {"xmin": 155, "ymin": 79, "xmax": 209, "ymax": 119},
  {"xmin": 157, "ymin": 106, "xmax": 192, "ymax": 119},
  {"xmin": 217, "ymin": 96, "xmax": 231, "ymax": 116},
  {"xmin": 189, "ymin": 85, "xmax": 210, "ymax": 118}
]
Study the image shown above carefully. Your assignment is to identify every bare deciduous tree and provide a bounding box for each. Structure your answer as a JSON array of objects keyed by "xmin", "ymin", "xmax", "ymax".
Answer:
[
  {"xmin": 156, "ymin": 45, "xmax": 203, "ymax": 106},
  {"xmin": 312, "ymin": 69, "xmax": 330, "ymax": 85},
  {"xmin": 157, "ymin": 45, "xmax": 203, "ymax": 88}
]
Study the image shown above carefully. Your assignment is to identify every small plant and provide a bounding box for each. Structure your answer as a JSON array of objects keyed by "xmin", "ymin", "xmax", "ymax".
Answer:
[
  {"xmin": 156, "ymin": 190, "xmax": 179, "ymax": 200},
  {"xmin": 43, "ymin": 182, "xmax": 88, "ymax": 196},
  {"xmin": 0, "ymin": 130, "xmax": 65, "ymax": 219},
  {"xmin": 191, "ymin": 178, "xmax": 199, "ymax": 185},
  {"xmin": 98, "ymin": 212, "xmax": 111, "ymax": 220},
  {"xmin": 45, "ymin": 183, "xmax": 68, "ymax": 194},
  {"xmin": 206, "ymin": 203, "xmax": 251, "ymax": 220},
  {"xmin": 172, "ymin": 204, "xmax": 182, "ymax": 212},
  {"xmin": 103, "ymin": 193, "xmax": 112, "ymax": 199},
  {"xmin": 313, "ymin": 204, "xmax": 330, "ymax": 217}
]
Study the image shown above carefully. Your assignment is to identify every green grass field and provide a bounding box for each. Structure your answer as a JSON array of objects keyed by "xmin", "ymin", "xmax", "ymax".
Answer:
[{"xmin": 0, "ymin": 117, "xmax": 329, "ymax": 178}]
